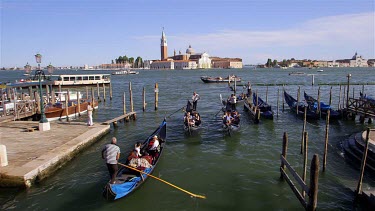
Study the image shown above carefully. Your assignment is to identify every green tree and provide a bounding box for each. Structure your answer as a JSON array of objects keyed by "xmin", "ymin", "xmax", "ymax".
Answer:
[
  {"xmin": 265, "ymin": 58, "xmax": 272, "ymax": 67},
  {"xmin": 129, "ymin": 57, "xmax": 134, "ymax": 66},
  {"xmin": 273, "ymin": 59, "xmax": 278, "ymax": 67},
  {"xmin": 111, "ymin": 60, "xmax": 114, "ymax": 64},
  {"xmin": 123, "ymin": 55, "xmax": 129, "ymax": 63},
  {"xmin": 135, "ymin": 56, "xmax": 143, "ymax": 68},
  {"xmin": 282, "ymin": 59, "xmax": 287, "ymax": 67}
]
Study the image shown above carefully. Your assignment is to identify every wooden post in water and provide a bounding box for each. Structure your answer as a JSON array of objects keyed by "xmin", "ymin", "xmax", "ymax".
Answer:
[
  {"xmin": 65, "ymin": 94, "xmax": 69, "ymax": 121},
  {"xmin": 323, "ymin": 110, "xmax": 330, "ymax": 172},
  {"xmin": 86, "ymin": 86, "xmax": 89, "ymax": 100},
  {"xmin": 155, "ymin": 83, "xmax": 159, "ymax": 110},
  {"xmin": 297, "ymin": 86, "xmax": 300, "ymax": 115},
  {"xmin": 97, "ymin": 83, "xmax": 100, "ymax": 102},
  {"xmin": 307, "ymin": 154, "xmax": 320, "ymax": 211},
  {"xmin": 338, "ymin": 85, "xmax": 342, "ymax": 110},
  {"xmin": 266, "ymin": 86, "xmax": 268, "ymax": 103},
  {"xmin": 77, "ymin": 91, "xmax": 81, "ymax": 116},
  {"xmin": 129, "ymin": 82, "xmax": 134, "ymax": 112},
  {"xmin": 317, "ymin": 87, "xmax": 321, "ymax": 117},
  {"xmin": 355, "ymin": 128, "xmax": 370, "ymax": 197},
  {"xmin": 361, "ymin": 85, "xmax": 364, "ymax": 96},
  {"xmin": 143, "ymin": 87, "xmax": 146, "ymax": 112},
  {"xmin": 109, "ymin": 81, "xmax": 113, "ymax": 100},
  {"xmin": 329, "ymin": 86, "xmax": 332, "ymax": 106},
  {"xmin": 51, "ymin": 90, "xmax": 56, "ymax": 104},
  {"xmin": 311, "ymin": 74, "xmax": 315, "ymax": 86},
  {"xmin": 346, "ymin": 74, "xmax": 351, "ymax": 109},
  {"xmin": 302, "ymin": 131, "xmax": 308, "ymax": 198},
  {"xmin": 234, "ymin": 78, "xmax": 237, "ymax": 95},
  {"xmin": 280, "ymin": 132, "xmax": 288, "ymax": 179},
  {"xmin": 91, "ymin": 87, "xmax": 95, "ymax": 111},
  {"xmin": 67, "ymin": 89, "xmax": 71, "ymax": 102},
  {"xmin": 282, "ymin": 85, "xmax": 285, "ymax": 112},
  {"xmin": 277, "ymin": 88, "xmax": 280, "ymax": 118},
  {"xmin": 45, "ymin": 84, "xmax": 50, "ymax": 103},
  {"xmin": 352, "ymin": 87, "xmax": 354, "ymax": 99},
  {"xmin": 123, "ymin": 92, "xmax": 129, "ymax": 121},
  {"xmin": 342, "ymin": 86, "xmax": 346, "ymax": 110},
  {"xmin": 256, "ymin": 89, "xmax": 259, "ymax": 107},
  {"xmin": 103, "ymin": 83, "xmax": 106, "ymax": 102},
  {"xmin": 301, "ymin": 106, "xmax": 307, "ymax": 154}
]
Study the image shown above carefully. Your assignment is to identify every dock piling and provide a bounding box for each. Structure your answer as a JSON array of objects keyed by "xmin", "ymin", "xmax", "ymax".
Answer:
[
  {"xmin": 77, "ymin": 91, "xmax": 81, "ymax": 116},
  {"xmin": 297, "ymin": 86, "xmax": 300, "ymax": 115},
  {"xmin": 65, "ymin": 95, "xmax": 69, "ymax": 121},
  {"xmin": 317, "ymin": 87, "xmax": 321, "ymax": 117},
  {"xmin": 129, "ymin": 82, "xmax": 134, "ymax": 112},
  {"xmin": 338, "ymin": 85, "xmax": 342, "ymax": 110},
  {"xmin": 143, "ymin": 87, "xmax": 146, "ymax": 112},
  {"xmin": 266, "ymin": 86, "xmax": 268, "ymax": 103},
  {"xmin": 103, "ymin": 83, "xmax": 106, "ymax": 102},
  {"xmin": 346, "ymin": 74, "xmax": 351, "ymax": 109},
  {"xmin": 323, "ymin": 110, "xmax": 330, "ymax": 172},
  {"xmin": 97, "ymin": 83, "xmax": 100, "ymax": 102},
  {"xmin": 355, "ymin": 128, "xmax": 371, "ymax": 197},
  {"xmin": 307, "ymin": 154, "xmax": 320, "ymax": 211},
  {"xmin": 91, "ymin": 87, "xmax": 95, "ymax": 111},
  {"xmin": 301, "ymin": 106, "xmax": 307, "ymax": 154},
  {"xmin": 282, "ymin": 85, "xmax": 285, "ymax": 112},
  {"xmin": 86, "ymin": 86, "xmax": 89, "ymax": 100},
  {"xmin": 155, "ymin": 83, "xmax": 159, "ymax": 111},
  {"xmin": 280, "ymin": 132, "xmax": 288, "ymax": 178},
  {"xmin": 302, "ymin": 131, "xmax": 308, "ymax": 198},
  {"xmin": 109, "ymin": 82, "xmax": 113, "ymax": 100},
  {"xmin": 329, "ymin": 86, "xmax": 332, "ymax": 106},
  {"xmin": 277, "ymin": 88, "xmax": 280, "ymax": 118}
]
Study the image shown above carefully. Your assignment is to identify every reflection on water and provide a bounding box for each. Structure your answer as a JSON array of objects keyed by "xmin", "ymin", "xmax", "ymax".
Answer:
[{"xmin": 0, "ymin": 68, "xmax": 374, "ymax": 210}]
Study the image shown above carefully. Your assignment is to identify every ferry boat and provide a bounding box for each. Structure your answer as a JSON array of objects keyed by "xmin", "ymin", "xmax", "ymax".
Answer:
[
  {"xmin": 53, "ymin": 74, "xmax": 111, "ymax": 86},
  {"xmin": 112, "ymin": 69, "xmax": 139, "ymax": 75}
]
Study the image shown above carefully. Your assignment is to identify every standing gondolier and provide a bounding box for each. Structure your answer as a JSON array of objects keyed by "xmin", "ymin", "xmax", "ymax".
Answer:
[
  {"xmin": 192, "ymin": 92, "xmax": 200, "ymax": 111},
  {"xmin": 102, "ymin": 137, "xmax": 120, "ymax": 184}
]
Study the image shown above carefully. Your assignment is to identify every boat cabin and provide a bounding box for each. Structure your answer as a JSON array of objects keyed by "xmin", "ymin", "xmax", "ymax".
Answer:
[{"xmin": 53, "ymin": 74, "xmax": 111, "ymax": 86}]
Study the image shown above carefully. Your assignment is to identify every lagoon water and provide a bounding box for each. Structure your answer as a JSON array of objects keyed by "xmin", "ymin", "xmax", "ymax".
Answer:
[{"xmin": 0, "ymin": 67, "xmax": 374, "ymax": 210}]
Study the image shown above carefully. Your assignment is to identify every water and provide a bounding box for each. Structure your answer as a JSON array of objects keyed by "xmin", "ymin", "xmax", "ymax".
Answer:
[{"xmin": 0, "ymin": 67, "xmax": 374, "ymax": 210}]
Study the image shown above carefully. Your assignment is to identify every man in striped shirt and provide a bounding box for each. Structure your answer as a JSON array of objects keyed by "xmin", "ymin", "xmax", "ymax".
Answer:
[{"xmin": 102, "ymin": 137, "xmax": 121, "ymax": 184}]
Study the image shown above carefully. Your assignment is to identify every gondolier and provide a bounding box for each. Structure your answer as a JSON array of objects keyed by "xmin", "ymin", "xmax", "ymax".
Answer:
[
  {"xmin": 102, "ymin": 137, "xmax": 120, "ymax": 184},
  {"xmin": 192, "ymin": 92, "xmax": 200, "ymax": 111}
]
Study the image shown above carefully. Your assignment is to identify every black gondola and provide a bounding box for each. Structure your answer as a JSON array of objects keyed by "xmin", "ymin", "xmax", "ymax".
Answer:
[
  {"xmin": 303, "ymin": 92, "xmax": 341, "ymax": 119},
  {"xmin": 252, "ymin": 93, "xmax": 274, "ymax": 119},
  {"xmin": 183, "ymin": 100, "xmax": 201, "ymax": 132},
  {"xmin": 283, "ymin": 90, "xmax": 320, "ymax": 120},
  {"xmin": 103, "ymin": 119, "xmax": 167, "ymax": 201}
]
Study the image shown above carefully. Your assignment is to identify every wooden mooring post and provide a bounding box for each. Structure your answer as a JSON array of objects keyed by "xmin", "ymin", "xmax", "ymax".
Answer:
[
  {"xmin": 97, "ymin": 83, "xmax": 100, "ymax": 102},
  {"xmin": 65, "ymin": 94, "xmax": 69, "ymax": 121},
  {"xmin": 123, "ymin": 92, "xmax": 127, "ymax": 115},
  {"xmin": 280, "ymin": 132, "xmax": 320, "ymax": 211},
  {"xmin": 355, "ymin": 128, "xmax": 370, "ymax": 197},
  {"xmin": 143, "ymin": 87, "xmax": 146, "ymax": 112},
  {"xmin": 77, "ymin": 91, "xmax": 81, "ymax": 116},
  {"xmin": 282, "ymin": 85, "xmax": 285, "ymax": 112},
  {"xmin": 323, "ymin": 110, "xmax": 330, "ymax": 172},
  {"xmin": 296, "ymin": 86, "xmax": 300, "ymax": 115},
  {"xmin": 277, "ymin": 88, "xmax": 280, "ymax": 118},
  {"xmin": 266, "ymin": 86, "xmax": 268, "ymax": 103},
  {"xmin": 155, "ymin": 83, "xmax": 159, "ymax": 111},
  {"xmin": 129, "ymin": 82, "xmax": 134, "ymax": 112},
  {"xmin": 103, "ymin": 83, "xmax": 106, "ymax": 102},
  {"xmin": 301, "ymin": 106, "xmax": 307, "ymax": 154},
  {"xmin": 329, "ymin": 87, "xmax": 332, "ymax": 106},
  {"xmin": 346, "ymin": 74, "xmax": 351, "ymax": 109},
  {"xmin": 109, "ymin": 81, "xmax": 113, "ymax": 100},
  {"xmin": 91, "ymin": 87, "xmax": 95, "ymax": 111},
  {"xmin": 86, "ymin": 86, "xmax": 89, "ymax": 100},
  {"xmin": 302, "ymin": 131, "xmax": 308, "ymax": 198},
  {"xmin": 338, "ymin": 85, "xmax": 342, "ymax": 110}
]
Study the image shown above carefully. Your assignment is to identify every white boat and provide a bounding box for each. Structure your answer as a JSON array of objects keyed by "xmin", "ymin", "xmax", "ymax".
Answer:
[
  {"xmin": 53, "ymin": 74, "xmax": 111, "ymax": 86},
  {"xmin": 53, "ymin": 91, "xmax": 84, "ymax": 102},
  {"xmin": 317, "ymin": 69, "xmax": 324, "ymax": 72},
  {"xmin": 112, "ymin": 69, "xmax": 139, "ymax": 75}
]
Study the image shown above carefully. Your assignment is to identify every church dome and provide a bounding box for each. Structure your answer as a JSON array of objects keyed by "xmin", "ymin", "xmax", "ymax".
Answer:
[{"xmin": 186, "ymin": 45, "xmax": 195, "ymax": 55}]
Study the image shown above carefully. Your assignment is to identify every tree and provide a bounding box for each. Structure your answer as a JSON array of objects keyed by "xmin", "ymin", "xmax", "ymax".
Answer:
[
  {"xmin": 265, "ymin": 58, "xmax": 272, "ymax": 67},
  {"xmin": 273, "ymin": 59, "xmax": 278, "ymax": 67},
  {"xmin": 129, "ymin": 57, "xmax": 134, "ymax": 66},
  {"xmin": 123, "ymin": 55, "xmax": 129, "ymax": 63},
  {"xmin": 111, "ymin": 60, "xmax": 114, "ymax": 64},
  {"xmin": 282, "ymin": 59, "xmax": 287, "ymax": 67},
  {"xmin": 135, "ymin": 56, "xmax": 143, "ymax": 68}
]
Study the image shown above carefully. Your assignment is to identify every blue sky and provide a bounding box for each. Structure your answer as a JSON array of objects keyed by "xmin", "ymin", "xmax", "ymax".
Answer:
[{"xmin": 1, "ymin": 0, "xmax": 374, "ymax": 67}]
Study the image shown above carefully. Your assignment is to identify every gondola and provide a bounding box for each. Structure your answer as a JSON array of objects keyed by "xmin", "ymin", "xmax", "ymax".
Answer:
[
  {"xmin": 200, "ymin": 75, "xmax": 241, "ymax": 83},
  {"xmin": 283, "ymin": 91, "xmax": 320, "ymax": 120},
  {"xmin": 252, "ymin": 93, "xmax": 274, "ymax": 119},
  {"xmin": 221, "ymin": 99, "xmax": 240, "ymax": 135},
  {"xmin": 183, "ymin": 100, "xmax": 202, "ymax": 133},
  {"xmin": 303, "ymin": 92, "xmax": 341, "ymax": 119},
  {"xmin": 103, "ymin": 118, "xmax": 167, "ymax": 201}
]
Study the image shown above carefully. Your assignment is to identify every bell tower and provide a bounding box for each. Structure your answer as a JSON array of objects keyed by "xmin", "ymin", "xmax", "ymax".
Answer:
[{"xmin": 161, "ymin": 28, "xmax": 168, "ymax": 60}]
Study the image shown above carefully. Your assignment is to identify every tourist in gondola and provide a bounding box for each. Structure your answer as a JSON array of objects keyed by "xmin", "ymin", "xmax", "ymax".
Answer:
[
  {"xmin": 192, "ymin": 92, "xmax": 200, "ymax": 111},
  {"xmin": 101, "ymin": 137, "xmax": 120, "ymax": 184},
  {"xmin": 184, "ymin": 112, "xmax": 195, "ymax": 127},
  {"xmin": 232, "ymin": 110, "xmax": 240, "ymax": 125},
  {"xmin": 223, "ymin": 110, "xmax": 233, "ymax": 126},
  {"xmin": 148, "ymin": 135, "xmax": 160, "ymax": 157},
  {"xmin": 194, "ymin": 113, "xmax": 201, "ymax": 126},
  {"xmin": 134, "ymin": 142, "xmax": 142, "ymax": 157}
]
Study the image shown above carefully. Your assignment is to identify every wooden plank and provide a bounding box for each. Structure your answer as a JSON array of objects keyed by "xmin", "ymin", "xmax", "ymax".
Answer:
[
  {"xmin": 280, "ymin": 167, "xmax": 307, "ymax": 209},
  {"xmin": 102, "ymin": 112, "xmax": 136, "ymax": 125},
  {"xmin": 281, "ymin": 155, "xmax": 310, "ymax": 193}
]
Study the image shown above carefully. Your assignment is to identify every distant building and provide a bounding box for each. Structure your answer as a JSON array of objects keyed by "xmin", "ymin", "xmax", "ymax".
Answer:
[
  {"xmin": 336, "ymin": 52, "xmax": 368, "ymax": 67},
  {"xmin": 145, "ymin": 29, "xmax": 242, "ymax": 70}
]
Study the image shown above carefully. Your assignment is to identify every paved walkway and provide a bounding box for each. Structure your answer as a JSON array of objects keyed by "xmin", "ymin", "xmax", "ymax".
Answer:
[{"xmin": 0, "ymin": 121, "xmax": 109, "ymax": 187}]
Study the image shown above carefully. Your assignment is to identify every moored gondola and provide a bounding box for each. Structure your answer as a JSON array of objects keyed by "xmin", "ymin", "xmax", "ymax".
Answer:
[
  {"xmin": 253, "ymin": 93, "xmax": 274, "ymax": 119},
  {"xmin": 283, "ymin": 90, "xmax": 320, "ymax": 120},
  {"xmin": 183, "ymin": 100, "xmax": 202, "ymax": 133},
  {"xmin": 304, "ymin": 91, "xmax": 341, "ymax": 119},
  {"xmin": 102, "ymin": 119, "xmax": 167, "ymax": 201}
]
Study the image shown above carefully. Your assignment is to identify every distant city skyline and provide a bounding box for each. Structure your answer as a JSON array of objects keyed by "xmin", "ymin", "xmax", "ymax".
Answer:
[{"xmin": 1, "ymin": 0, "xmax": 374, "ymax": 67}]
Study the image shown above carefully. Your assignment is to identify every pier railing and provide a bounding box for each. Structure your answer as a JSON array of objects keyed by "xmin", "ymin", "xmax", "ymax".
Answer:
[{"xmin": 347, "ymin": 98, "xmax": 375, "ymax": 118}]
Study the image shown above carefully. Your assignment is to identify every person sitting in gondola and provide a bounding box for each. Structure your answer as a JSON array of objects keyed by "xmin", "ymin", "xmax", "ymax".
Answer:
[
  {"xmin": 223, "ymin": 110, "xmax": 233, "ymax": 126},
  {"xmin": 194, "ymin": 113, "xmax": 201, "ymax": 126},
  {"xmin": 232, "ymin": 111, "xmax": 240, "ymax": 125},
  {"xmin": 148, "ymin": 135, "xmax": 160, "ymax": 157},
  {"xmin": 184, "ymin": 112, "xmax": 195, "ymax": 127},
  {"xmin": 134, "ymin": 142, "xmax": 142, "ymax": 157}
]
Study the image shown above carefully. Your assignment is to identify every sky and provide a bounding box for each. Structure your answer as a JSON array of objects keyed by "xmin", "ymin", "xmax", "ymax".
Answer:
[{"xmin": 0, "ymin": 0, "xmax": 374, "ymax": 67}]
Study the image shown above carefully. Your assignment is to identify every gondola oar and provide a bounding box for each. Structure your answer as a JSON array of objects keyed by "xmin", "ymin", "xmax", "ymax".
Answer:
[
  {"xmin": 118, "ymin": 162, "xmax": 206, "ymax": 199},
  {"xmin": 167, "ymin": 106, "xmax": 185, "ymax": 118}
]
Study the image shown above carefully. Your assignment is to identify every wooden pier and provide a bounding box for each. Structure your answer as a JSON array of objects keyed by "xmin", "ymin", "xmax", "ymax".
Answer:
[
  {"xmin": 346, "ymin": 97, "xmax": 375, "ymax": 121},
  {"xmin": 101, "ymin": 112, "xmax": 137, "ymax": 126}
]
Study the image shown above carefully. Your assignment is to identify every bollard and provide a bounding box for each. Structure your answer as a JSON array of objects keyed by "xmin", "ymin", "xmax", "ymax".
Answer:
[{"xmin": 0, "ymin": 145, "xmax": 8, "ymax": 167}]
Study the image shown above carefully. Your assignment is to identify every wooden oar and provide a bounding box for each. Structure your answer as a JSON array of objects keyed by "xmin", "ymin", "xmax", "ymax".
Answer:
[
  {"xmin": 118, "ymin": 162, "xmax": 206, "ymax": 199},
  {"xmin": 167, "ymin": 106, "xmax": 185, "ymax": 118}
]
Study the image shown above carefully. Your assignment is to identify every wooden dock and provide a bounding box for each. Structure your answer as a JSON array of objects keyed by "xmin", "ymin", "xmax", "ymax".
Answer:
[{"xmin": 102, "ymin": 112, "xmax": 137, "ymax": 126}]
